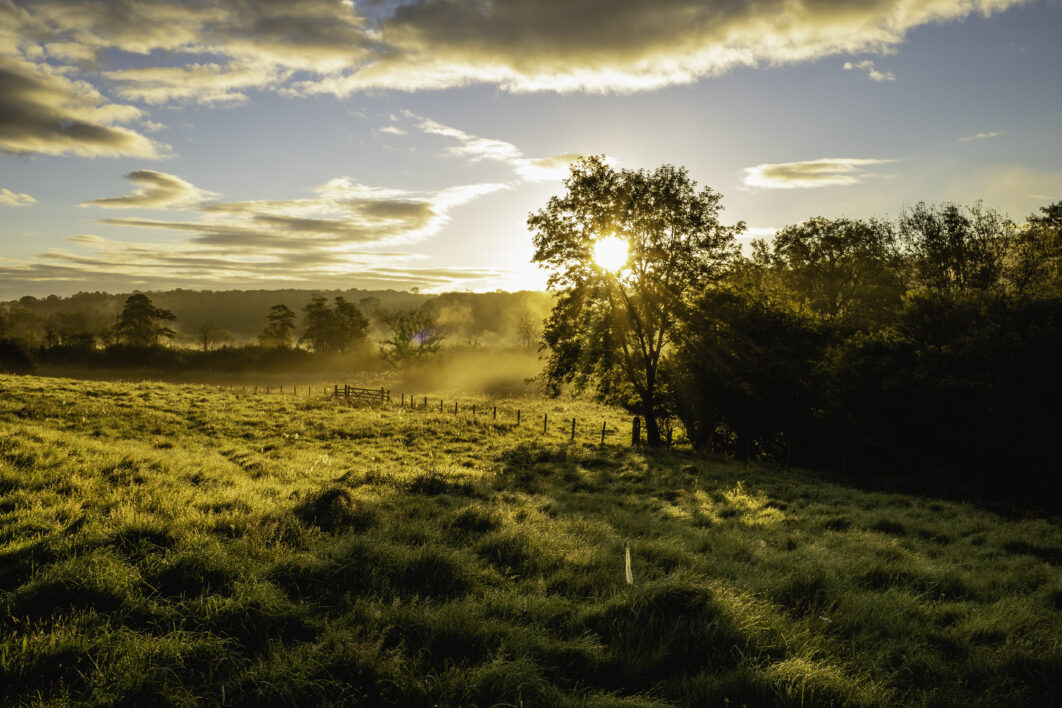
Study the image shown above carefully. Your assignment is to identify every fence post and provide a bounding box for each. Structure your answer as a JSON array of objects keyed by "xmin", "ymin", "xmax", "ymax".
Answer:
[
  {"xmin": 454, "ymin": 401, "xmax": 459, "ymax": 414},
  {"xmin": 543, "ymin": 413, "xmax": 547, "ymax": 434},
  {"xmin": 472, "ymin": 403, "xmax": 476, "ymax": 417},
  {"xmin": 571, "ymin": 417, "xmax": 576, "ymax": 441},
  {"xmin": 423, "ymin": 396, "xmax": 427, "ymax": 409},
  {"xmin": 401, "ymin": 393, "xmax": 405, "ymax": 406},
  {"xmin": 631, "ymin": 417, "xmax": 640, "ymax": 446},
  {"xmin": 601, "ymin": 421, "xmax": 606, "ymax": 444},
  {"xmin": 517, "ymin": 410, "xmax": 521, "ymax": 426},
  {"xmin": 440, "ymin": 399, "xmax": 444, "ymax": 412},
  {"xmin": 267, "ymin": 385, "xmax": 270, "ymax": 394},
  {"xmin": 493, "ymin": 405, "xmax": 497, "ymax": 420}
]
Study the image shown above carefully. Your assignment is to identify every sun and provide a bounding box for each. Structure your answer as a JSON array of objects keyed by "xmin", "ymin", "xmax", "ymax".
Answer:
[{"xmin": 592, "ymin": 235, "xmax": 629, "ymax": 272}]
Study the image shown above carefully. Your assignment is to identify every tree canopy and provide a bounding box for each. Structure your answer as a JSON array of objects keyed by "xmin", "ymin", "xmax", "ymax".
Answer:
[
  {"xmin": 299, "ymin": 296, "xmax": 369, "ymax": 355},
  {"xmin": 117, "ymin": 294, "xmax": 176, "ymax": 347},
  {"xmin": 258, "ymin": 304, "xmax": 297, "ymax": 348},
  {"xmin": 529, "ymin": 155, "xmax": 743, "ymax": 445}
]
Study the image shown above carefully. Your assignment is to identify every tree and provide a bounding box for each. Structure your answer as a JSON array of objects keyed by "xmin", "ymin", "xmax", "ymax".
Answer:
[
  {"xmin": 762, "ymin": 217, "xmax": 903, "ymax": 328},
  {"xmin": 117, "ymin": 293, "xmax": 176, "ymax": 347},
  {"xmin": 1005, "ymin": 201, "xmax": 1062, "ymax": 297},
  {"xmin": 299, "ymin": 296, "xmax": 368, "ymax": 354},
  {"xmin": 379, "ymin": 307, "xmax": 445, "ymax": 365},
  {"xmin": 528, "ymin": 156, "xmax": 743, "ymax": 446},
  {"xmin": 898, "ymin": 201, "xmax": 1013, "ymax": 294},
  {"xmin": 198, "ymin": 323, "xmax": 232, "ymax": 351},
  {"xmin": 258, "ymin": 304, "xmax": 297, "ymax": 348},
  {"xmin": 515, "ymin": 311, "xmax": 541, "ymax": 350}
]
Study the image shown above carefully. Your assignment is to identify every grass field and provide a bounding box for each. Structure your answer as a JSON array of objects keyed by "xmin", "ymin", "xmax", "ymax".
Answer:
[{"xmin": 1, "ymin": 373, "xmax": 1060, "ymax": 706}]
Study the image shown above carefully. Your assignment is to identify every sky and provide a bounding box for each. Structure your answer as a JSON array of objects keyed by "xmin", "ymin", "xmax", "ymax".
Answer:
[{"xmin": 1, "ymin": 0, "xmax": 1060, "ymax": 299}]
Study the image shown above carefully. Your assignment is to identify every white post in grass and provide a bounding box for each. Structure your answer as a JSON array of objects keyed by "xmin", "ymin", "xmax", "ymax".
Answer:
[{"xmin": 624, "ymin": 540, "xmax": 633, "ymax": 585}]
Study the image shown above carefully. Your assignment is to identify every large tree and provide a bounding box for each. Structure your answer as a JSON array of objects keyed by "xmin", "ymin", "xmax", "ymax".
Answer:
[
  {"xmin": 757, "ymin": 216, "xmax": 903, "ymax": 328},
  {"xmin": 299, "ymin": 296, "xmax": 368, "ymax": 354},
  {"xmin": 528, "ymin": 156, "xmax": 743, "ymax": 446},
  {"xmin": 898, "ymin": 201, "xmax": 1013, "ymax": 294},
  {"xmin": 117, "ymin": 293, "xmax": 176, "ymax": 347}
]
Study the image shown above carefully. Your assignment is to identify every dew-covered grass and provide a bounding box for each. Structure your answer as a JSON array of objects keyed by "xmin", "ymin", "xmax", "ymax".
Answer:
[{"xmin": 0, "ymin": 373, "xmax": 1059, "ymax": 706}]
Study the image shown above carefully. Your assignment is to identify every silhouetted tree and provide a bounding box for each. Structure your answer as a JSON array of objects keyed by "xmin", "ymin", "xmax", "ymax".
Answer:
[
  {"xmin": 118, "ymin": 294, "xmax": 176, "ymax": 346},
  {"xmin": 258, "ymin": 304, "xmax": 297, "ymax": 348},
  {"xmin": 1006, "ymin": 201, "xmax": 1062, "ymax": 297},
  {"xmin": 898, "ymin": 201, "xmax": 1012, "ymax": 294},
  {"xmin": 379, "ymin": 307, "xmax": 445, "ymax": 365},
  {"xmin": 299, "ymin": 296, "xmax": 368, "ymax": 354},
  {"xmin": 529, "ymin": 156, "xmax": 743, "ymax": 446}
]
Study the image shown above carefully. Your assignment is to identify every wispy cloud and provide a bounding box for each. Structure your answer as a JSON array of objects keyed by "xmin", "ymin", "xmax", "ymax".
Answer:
[
  {"xmin": 0, "ymin": 171, "xmax": 511, "ymax": 293},
  {"xmin": 0, "ymin": 188, "xmax": 36, "ymax": 207},
  {"xmin": 959, "ymin": 130, "xmax": 1007, "ymax": 142},
  {"xmin": 82, "ymin": 171, "xmax": 218, "ymax": 209},
  {"xmin": 743, "ymin": 158, "xmax": 895, "ymax": 189},
  {"xmin": 843, "ymin": 59, "xmax": 895, "ymax": 82},
  {"xmin": 412, "ymin": 114, "xmax": 588, "ymax": 182}
]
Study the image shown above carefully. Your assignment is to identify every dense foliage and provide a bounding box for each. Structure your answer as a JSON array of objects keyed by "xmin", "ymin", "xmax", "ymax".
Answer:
[{"xmin": 668, "ymin": 201, "xmax": 1062, "ymax": 506}]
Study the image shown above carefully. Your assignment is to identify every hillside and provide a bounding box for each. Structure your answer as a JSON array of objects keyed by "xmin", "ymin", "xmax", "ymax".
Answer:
[{"xmin": 1, "ymin": 374, "xmax": 1059, "ymax": 706}]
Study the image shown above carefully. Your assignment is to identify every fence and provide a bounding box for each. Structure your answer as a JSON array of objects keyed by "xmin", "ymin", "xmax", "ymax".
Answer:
[{"xmin": 219, "ymin": 382, "xmax": 668, "ymax": 448}]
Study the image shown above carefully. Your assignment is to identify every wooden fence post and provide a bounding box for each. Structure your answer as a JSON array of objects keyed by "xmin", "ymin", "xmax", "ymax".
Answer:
[
  {"xmin": 631, "ymin": 417, "xmax": 640, "ymax": 446},
  {"xmin": 493, "ymin": 405, "xmax": 497, "ymax": 420},
  {"xmin": 472, "ymin": 403, "xmax": 476, "ymax": 417},
  {"xmin": 543, "ymin": 413, "xmax": 548, "ymax": 434},
  {"xmin": 571, "ymin": 417, "xmax": 576, "ymax": 441},
  {"xmin": 440, "ymin": 399, "xmax": 444, "ymax": 412},
  {"xmin": 423, "ymin": 396, "xmax": 427, "ymax": 409},
  {"xmin": 517, "ymin": 410, "xmax": 521, "ymax": 425},
  {"xmin": 601, "ymin": 421, "xmax": 606, "ymax": 444},
  {"xmin": 454, "ymin": 401, "xmax": 459, "ymax": 414}
]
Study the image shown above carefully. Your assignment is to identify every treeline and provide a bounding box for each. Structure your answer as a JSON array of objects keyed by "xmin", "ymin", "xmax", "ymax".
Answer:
[
  {"xmin": 0, "ymin": 289, "xmax": 552, "ymax": 374},
  {"xmin": 668, "ymin": 201, "xmax": 1062, "ymax": 505}
]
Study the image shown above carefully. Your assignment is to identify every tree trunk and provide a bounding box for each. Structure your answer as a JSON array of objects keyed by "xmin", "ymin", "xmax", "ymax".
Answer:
[{"xmin": 644, "ymin": 411, "xmax": 662, "ymax": 447}]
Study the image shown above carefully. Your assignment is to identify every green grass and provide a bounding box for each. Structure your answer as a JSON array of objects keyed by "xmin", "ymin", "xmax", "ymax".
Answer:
[{"xmin": 0, "ymin": 373, "xmax": 1060, "ymax": 706}]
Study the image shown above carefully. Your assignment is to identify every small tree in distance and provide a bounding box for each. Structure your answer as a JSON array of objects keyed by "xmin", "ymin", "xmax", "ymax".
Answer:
[
  {"xmin": 258, "ymin": 304, "xmax": 297, "ymax": 348},
  {"xmin": 529, "ymin": 156, "xmax": 743, "ymax": 446},
  {"xmin": 379, "ymin": 307, "xmax": 445, "ymax": 366},
  {"xmin": 118, "ymin": 293, "xmax": 176, "ymax": 347}
]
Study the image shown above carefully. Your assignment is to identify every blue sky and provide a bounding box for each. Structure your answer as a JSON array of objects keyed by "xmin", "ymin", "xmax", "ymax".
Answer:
[{"xmin": 1, "ymin": 0, "xmax": 1060, "ymax": 298}]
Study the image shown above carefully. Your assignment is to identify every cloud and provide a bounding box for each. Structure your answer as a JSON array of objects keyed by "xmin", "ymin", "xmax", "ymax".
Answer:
[
  {"xmin": 103, "ymin": 63, "xmax": 289, "ymax": 106},
  {"xmin": 377, "ymin": 125, "xmax": 406, "ymax": 135},
  {"xmin": 1, "ymin": 0, "xmax": 1022, "ymax": 107},
  {"xmin": 0, "ymin": 53, "xmax": 167, "ymax": 157},
  {"xmin": 959, "ymin": 130, "xmax": 1007, "ymax": 142},
  {"xmin": 0, "ymin": 171, "xmax": 512, "ymax": 295},
  {"xmin": 306, "ymin": 0, "xmax": 1012, "ymax": 94},
  {"xmin": 415, "ymin": 115, "xmax": 585, "ymax": 182},
  {"xmin": 82, "ymin": 170, "xmax": 218, "ymax": 209},
  {"xmin": 843, "ymin": 59, "xmax": 895, "ymax": 82},
  {"xmin": 0, "ymin": 188, "xmax": 36, "ymax": 207},
  {"xmin": 743, "ymin": 158, "xmax": 896, "ymax": 189}
]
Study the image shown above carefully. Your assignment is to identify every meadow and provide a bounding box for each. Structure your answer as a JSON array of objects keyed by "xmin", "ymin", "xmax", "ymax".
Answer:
[{"xmin": 0, "ymin": 373, "xmax": 1059, "ymax": 706}]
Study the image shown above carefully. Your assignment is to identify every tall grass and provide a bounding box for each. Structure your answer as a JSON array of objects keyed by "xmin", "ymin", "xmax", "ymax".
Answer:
[{"xmin": 0, "ymin": 373, "xmax": 1059, "ymax": 706}]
